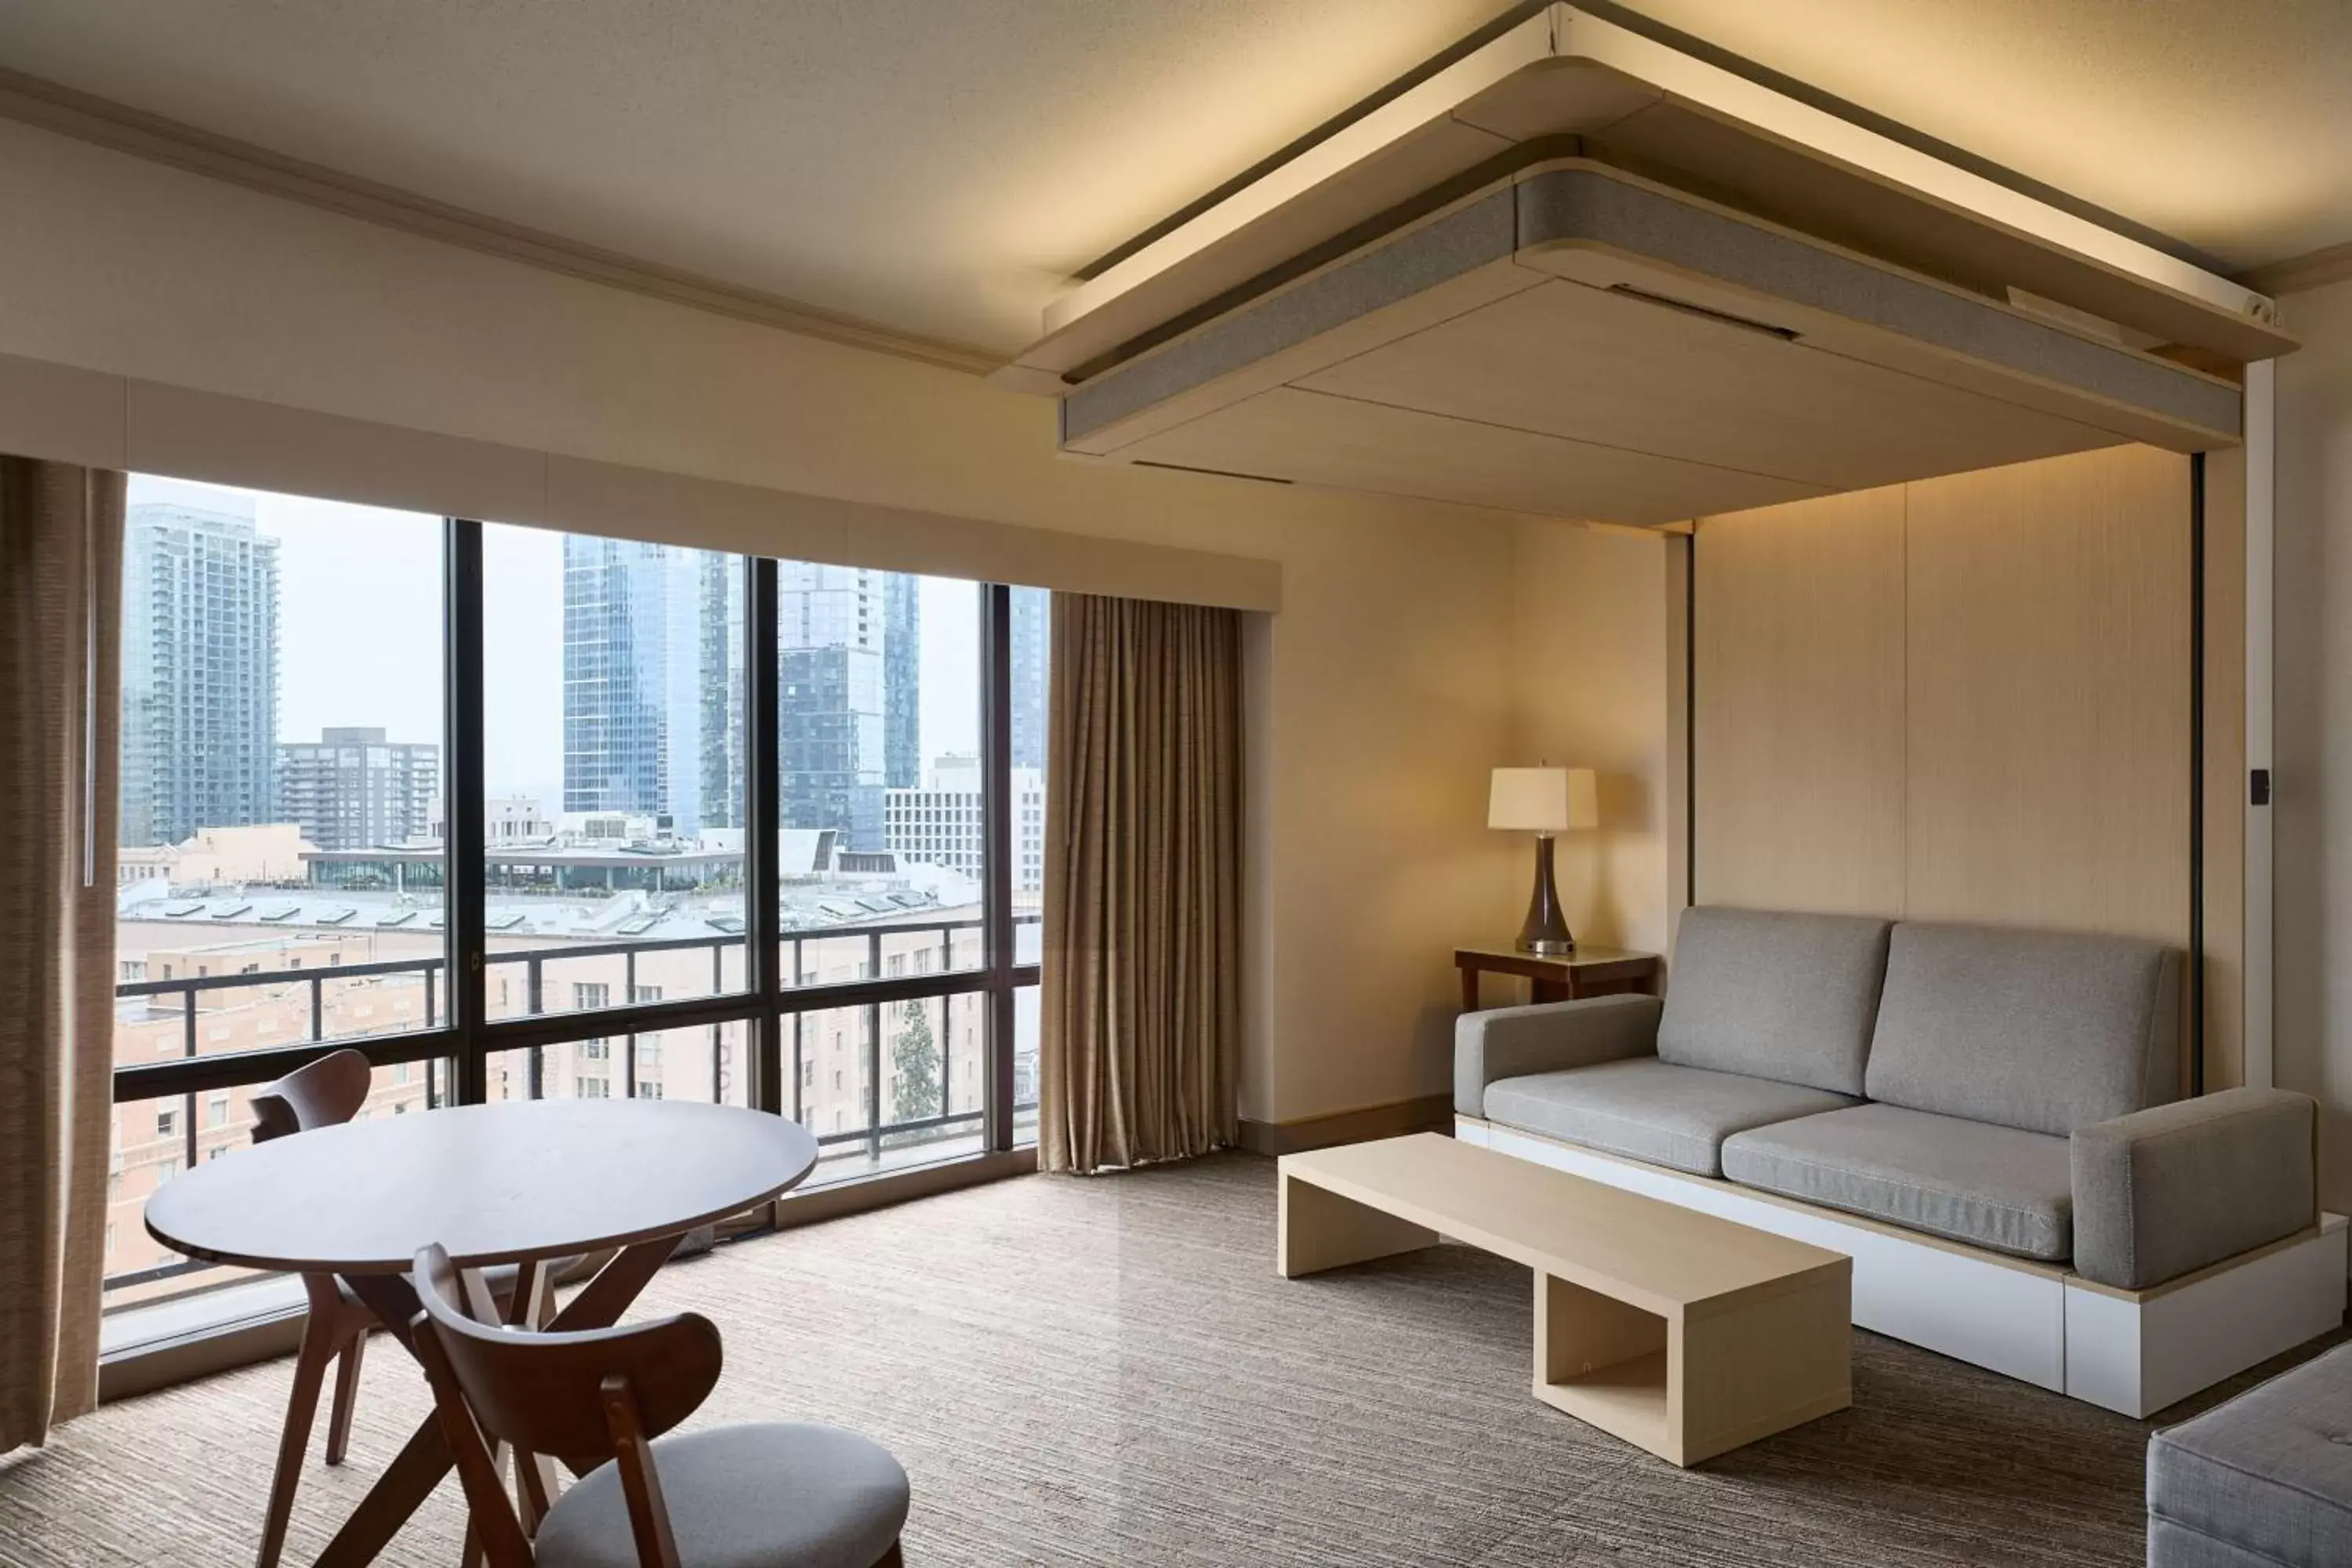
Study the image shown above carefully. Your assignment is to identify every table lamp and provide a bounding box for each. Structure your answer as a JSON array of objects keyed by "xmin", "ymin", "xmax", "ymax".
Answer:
[{"xmin": 1490, "ymin": 765, "xmax": 1599, "ymax": 954}]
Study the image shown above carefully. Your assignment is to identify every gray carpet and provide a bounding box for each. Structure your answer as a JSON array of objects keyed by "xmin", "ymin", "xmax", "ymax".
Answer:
[{"xmin": 0, "ymin": 1152, "xmax": 2336, "ymax": 1566}]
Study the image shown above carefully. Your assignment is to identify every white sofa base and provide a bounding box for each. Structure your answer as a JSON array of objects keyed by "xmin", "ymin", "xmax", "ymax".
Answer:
[{"xmin": 1458, "ymin": 1116, "xmax": 2347, "ymax": 1417}]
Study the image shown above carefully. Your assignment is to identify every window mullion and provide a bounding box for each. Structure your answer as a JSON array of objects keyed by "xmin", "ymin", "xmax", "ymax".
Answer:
[
  {"xmin": 982, "ymin": 583, "xmax": 1015, "ymax": 1152},
  {"xmin": 446, "ymin": 517, "xmax": 489, "ymax": 1104},
  {"xmin": 747, "ymin": 556, "xmax": 784, "ymax": 1116}
]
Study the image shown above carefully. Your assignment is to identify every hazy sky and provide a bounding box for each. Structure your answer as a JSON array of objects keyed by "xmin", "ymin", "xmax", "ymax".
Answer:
[{"xmin": 127, "ymin": 474, "xmax": 983, "ymax": 806}]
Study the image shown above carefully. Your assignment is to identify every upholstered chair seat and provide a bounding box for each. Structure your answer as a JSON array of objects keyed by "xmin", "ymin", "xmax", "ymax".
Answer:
[{"xmin": 529, "ymin": 1424, "xmax": 909, "ymax": 1568}]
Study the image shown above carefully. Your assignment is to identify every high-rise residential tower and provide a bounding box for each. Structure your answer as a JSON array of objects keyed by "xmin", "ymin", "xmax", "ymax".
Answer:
[
  {"xmin": 120, "ymin": 500, "xmax": 281, "ymax": 847},
  {"xmin": 275, "ymin": 727, "xmax": 440, "ymax": 850}
]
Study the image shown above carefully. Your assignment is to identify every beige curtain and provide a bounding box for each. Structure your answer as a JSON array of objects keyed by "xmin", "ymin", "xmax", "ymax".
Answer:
[
  {"xmin": 0, "ymin": 457, "xmax": 122, "ymax": 1451},
  {"xmin": 1040, "ymin": 593, "xmax": 1242, "ymax": 1174}
]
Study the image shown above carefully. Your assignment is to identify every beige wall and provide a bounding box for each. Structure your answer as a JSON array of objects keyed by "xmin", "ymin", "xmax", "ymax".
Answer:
[
  {"xmin": 1508, "ymin": 521, "xmax": 1675, "ymax": 961},
  {"xmin": 0, "ymin": 118, "xmax": 1539, "ymax": 1126},
  {"xmin": 2275, "ymin": 277, "xmax": 2352, "ymax": 1214}
]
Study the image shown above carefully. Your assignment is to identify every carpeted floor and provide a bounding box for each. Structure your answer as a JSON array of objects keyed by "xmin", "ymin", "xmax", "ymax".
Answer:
[{"xmin": 1, "ymin": 1152, "xmax": 2336, "ymax": 1566}]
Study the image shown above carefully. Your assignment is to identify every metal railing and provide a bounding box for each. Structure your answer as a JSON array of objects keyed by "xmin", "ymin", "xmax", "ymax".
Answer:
[{"xmin": 108, "ymin": 911, "xmax": 1043, "ymax": 1295}]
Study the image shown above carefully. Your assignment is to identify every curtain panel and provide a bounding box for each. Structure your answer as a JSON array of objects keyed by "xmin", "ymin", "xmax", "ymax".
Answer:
[
  {"xmin": 0, "ymin": 457, "xmax": 123, "ymax": 1451},
  {"xmin": 1040, "ymin": 594, "xmax": 1243, "ymax": 1174}
]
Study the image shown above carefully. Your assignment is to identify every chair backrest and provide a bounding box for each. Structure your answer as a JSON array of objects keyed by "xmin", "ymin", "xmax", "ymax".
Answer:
[
  {"xmin": 250, "ymin": 1047, "xmax": 372, "ymax": 1142},
  {"xmin": 409, "ymin": 1243, "xmax": 722, "ymax": 1471},
  {"xmin": 411, "ymin": 1243, "xmax": 723, "ymax": 1568}
]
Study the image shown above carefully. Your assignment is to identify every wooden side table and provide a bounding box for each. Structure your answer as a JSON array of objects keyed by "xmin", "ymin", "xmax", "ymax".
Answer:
[{"xmin": 1456, "ymin": 944, "xmax": 1661, "ymax": 1011}]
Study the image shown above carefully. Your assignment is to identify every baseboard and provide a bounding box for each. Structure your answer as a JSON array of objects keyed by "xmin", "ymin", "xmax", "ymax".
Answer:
[
  {"xmin": 100, "ymin": 1301, "xmax": 308, "ymax": 1403},
  {"xmin": 770, "ymin": 1147, "xmax": 1037, "ymax": 1228},
  {"xmin": 1238, "ymin": 1094, "xmax": 1453, "ymax": 1156}
]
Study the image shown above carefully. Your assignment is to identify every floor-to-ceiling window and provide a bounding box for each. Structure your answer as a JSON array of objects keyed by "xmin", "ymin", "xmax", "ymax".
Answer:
[
  {"xmin": 105, "ymin": 481, "xmax": 1047, "ymax": 1337},
  {"xmin": 108, "ymin": 477, "xmax": 448, "ymax": 1312}
]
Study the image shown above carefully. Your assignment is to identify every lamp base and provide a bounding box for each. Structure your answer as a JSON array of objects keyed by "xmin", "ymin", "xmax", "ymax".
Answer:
[{"xmin": 1515, "ymin": 835, "xmax": 1577, "ymax": 956}]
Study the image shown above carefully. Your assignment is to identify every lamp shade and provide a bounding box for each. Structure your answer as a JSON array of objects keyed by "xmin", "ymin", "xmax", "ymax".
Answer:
[{"xmin": 1488, "ymin": 767, "xmax": 1599, "ymax": 833}]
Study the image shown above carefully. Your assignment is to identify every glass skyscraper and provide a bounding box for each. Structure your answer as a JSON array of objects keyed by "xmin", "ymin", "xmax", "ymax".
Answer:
[
  {"xmin": 586, "ymin": 550, "xmax": 894, "ymax": 847},
  {"xmin": 884, "ymin": 572, "xmax": 920, "ymax": 790},
  {"xmin": 561, "ymin": 536, "xmax": 721, "ymax": 833},
  {"xmin": 779, "ymin": 561, "xmax": 887, "ymax": 849},
  {"xmin": 699, "ymin": 552, "xmax": 748, "ymax": 830},
  {"xmin": 1009, "ymin": 586, "xmax": 1047, "ymax": 771},
  {"xmin": 120, "ymin": 500, "xmax": 280, "ymax": 846}
]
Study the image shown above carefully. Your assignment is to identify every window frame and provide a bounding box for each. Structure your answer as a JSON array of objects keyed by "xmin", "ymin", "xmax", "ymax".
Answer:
[{"xmin": 107, "ymin": 524, "xmax": 1040, "ymax": 1301}]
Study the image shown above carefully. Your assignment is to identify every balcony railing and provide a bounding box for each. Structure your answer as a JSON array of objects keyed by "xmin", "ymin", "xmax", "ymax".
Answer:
[{"xmin": 109, "ymin": 913, "xmax": 1043, "ymax": 1296}]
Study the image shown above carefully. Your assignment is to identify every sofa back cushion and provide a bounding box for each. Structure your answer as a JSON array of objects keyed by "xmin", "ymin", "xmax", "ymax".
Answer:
[
  {"xmin": 1657, "ymin": 907, "xmax": 1893, "ymax": 1096},
  {"xmin": 1864, "ymin": 922, "xmax": 2181, "ymax": 1136}
]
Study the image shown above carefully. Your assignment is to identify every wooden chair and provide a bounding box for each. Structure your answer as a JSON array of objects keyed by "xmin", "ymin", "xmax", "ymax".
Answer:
[
  {"xmin": 249, "ymin": 1048, "xmax": 379, "ymax": 1568},
  {"xmin": 409, "ymin": 1243, "xmax": 909, "ymax": 1568},
  {"xmin": 248, "ymin": 1049, "xmax": 566, "ymax": 1568}
]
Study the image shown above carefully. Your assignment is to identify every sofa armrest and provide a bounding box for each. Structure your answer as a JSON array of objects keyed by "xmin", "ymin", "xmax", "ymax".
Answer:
[
  {"xmin": 1454, "ymin": 994, "xmax": 1663, "ymax": 1118},
  {"xmin": 2071, "ymin": 1087, "xmax": 2318, "ymax": 1290}
]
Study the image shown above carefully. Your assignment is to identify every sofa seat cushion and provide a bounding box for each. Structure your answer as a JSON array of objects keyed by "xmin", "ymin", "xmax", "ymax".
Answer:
[
  {"xmin": 2148, "ymin": 1342, "xmax": 2352, "ymax": 1568},
  {"xmin": 1657, "ymin": 907, "xmax": 1893, "ymax": 1097},
  {"xmin": 1720, "ymin": 1103, "xmax": 2073, "ymax": 1260},
  {"xmin": 1482, "ymin": 1058, "xmax": 1857, "ymax": 1178}
]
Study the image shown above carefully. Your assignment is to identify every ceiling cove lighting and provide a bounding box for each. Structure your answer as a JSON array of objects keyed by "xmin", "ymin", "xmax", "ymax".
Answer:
[{"xmin": 1000, "ymin": 3, "xmax": 2292, "ymax": 528}]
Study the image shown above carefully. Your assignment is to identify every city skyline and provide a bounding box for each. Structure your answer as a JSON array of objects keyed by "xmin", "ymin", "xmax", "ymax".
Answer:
[
  {"xmin": 122, "ymin": 475, "xmax": 1004, "ymax": 844},
  {"xmin": 557, "ymin": 547, "xmax": 930, "ymax": 847}
]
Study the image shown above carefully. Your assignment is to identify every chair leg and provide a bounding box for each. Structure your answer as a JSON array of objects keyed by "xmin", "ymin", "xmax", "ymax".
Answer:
[
  {"xmin": 874, "ymin": 1542, "xmax": 904, "ymax": 1567},
  {"xmin": 256, "ymin": 1323, "xmax": 333, "ymax": 1568},
  {"xmin": 324, "ymin": 1327, "xmax": 367, "ymax": 1467}
]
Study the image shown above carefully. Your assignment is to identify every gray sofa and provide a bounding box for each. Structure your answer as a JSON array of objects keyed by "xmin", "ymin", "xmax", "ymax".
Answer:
[
  {"xmin": 2148, "ymin": 1341, "xmax": 2352, "ymax": 1566},
  {"xmin": 1456, "ymin": 907, "xmax": 2316, "ymax": 1291}
]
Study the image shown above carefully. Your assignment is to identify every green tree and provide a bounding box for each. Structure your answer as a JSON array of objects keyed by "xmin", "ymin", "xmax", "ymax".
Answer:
[{"xmin": 890, "ymin": 1003, "xmax": 941, "ymax": 1125}]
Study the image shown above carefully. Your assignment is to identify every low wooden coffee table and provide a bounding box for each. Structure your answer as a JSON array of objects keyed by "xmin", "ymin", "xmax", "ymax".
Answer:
[{"xmin": 1279, "ymin": 1133, "xmax": 1851, "ymax": 1465}]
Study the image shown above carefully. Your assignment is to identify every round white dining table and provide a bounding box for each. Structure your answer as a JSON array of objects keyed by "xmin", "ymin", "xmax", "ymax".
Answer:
[{"xmin": 146, "ymin": 1098, "xmax": 818, "ymax": 1568}]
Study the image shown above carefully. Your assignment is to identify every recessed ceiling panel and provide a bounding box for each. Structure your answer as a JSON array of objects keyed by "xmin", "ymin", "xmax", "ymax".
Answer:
[
  {"xmin": 1296, "ymin": 279, "xmax": 2132, "ymax": 493},
  {"xmin": 1017, "ymin": 7, "xmax": 2286, "ymax": 528},
  {"xmin": 1120, "ymin": 385, "xmax": 1827, "ymax": 524}
]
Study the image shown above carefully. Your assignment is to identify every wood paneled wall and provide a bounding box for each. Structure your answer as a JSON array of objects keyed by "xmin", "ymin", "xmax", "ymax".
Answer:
[
  {"xmin": 1902, "ymin": 449, "xmax": 2192, "ymax": 940},
  {"xmin": 1689, "ymin": 443, "xmax": 2243, "ymax": 1087},
  {"xmin": 1693, "ymin": 487, "xmax": 1906, "ymax": 916}
]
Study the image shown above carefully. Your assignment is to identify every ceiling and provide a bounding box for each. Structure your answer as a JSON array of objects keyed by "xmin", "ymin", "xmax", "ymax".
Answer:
[{"xmin": 0, "ymin": 0, "xmax": 2347, "ymax": 357}]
